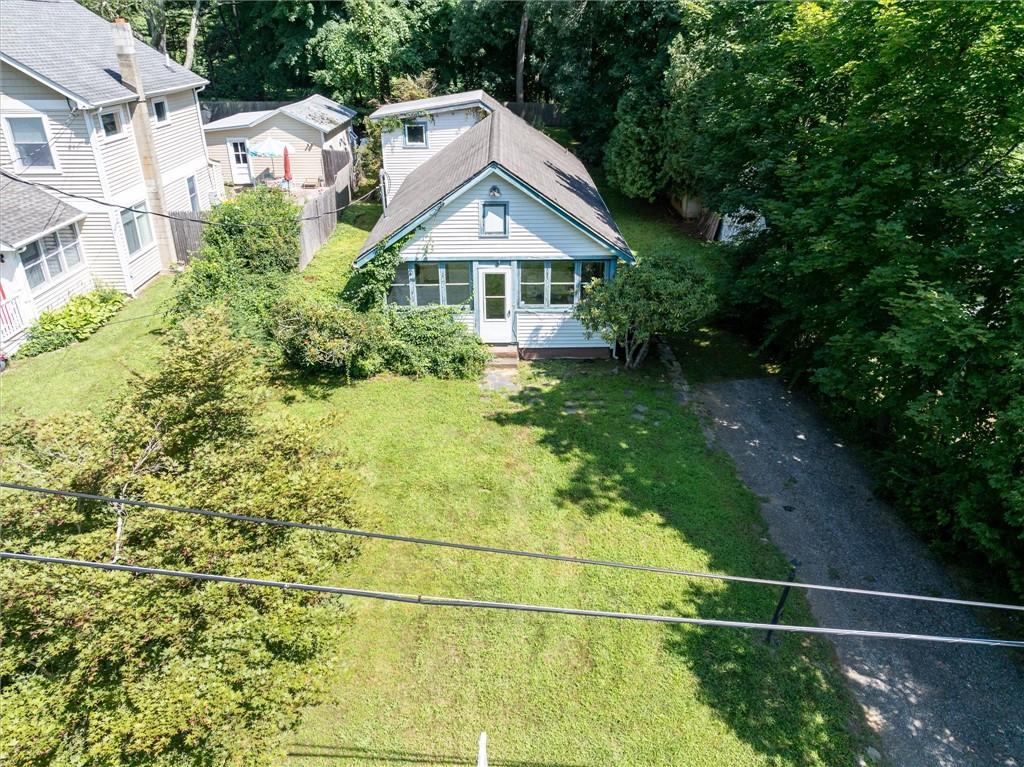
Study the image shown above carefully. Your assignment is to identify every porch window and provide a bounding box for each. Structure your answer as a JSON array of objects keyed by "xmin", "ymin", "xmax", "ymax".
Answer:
[
  {"xmin": 19, "ymin": 225, "xmax": 83, "ymax": 290},
  {"xmin": 443, "ymin": 262, "xmax": 472, "ymax": 306},
  {"xmin": 480, "ymin": 202, "xmax": 508, "ymax": 238},
  {"xmin": 414, "ymin": 263, "xmax": 441, "ymax": 305},
  {"xmin": 578, "ymin": 260, "xmax": 606, "ymax": 299},
  {"xmin": 6, "ymin": 116, "xmax": 56, "ymax": 171},
  {"xmin": 388, "ymin": 264, "xmax": 411, "ymax": 305},
  {"xmin": 549, "ymin": 262, "xmax": 575, "ymax": 306},
  {"xmin": 120, "ymin": 202, "xmax": 153, "ymax": 255},
  {"xmin": 404, "ymin": 122, "xmax": 427, "ymax": 147},
  {"xmin": 519, "ymin": 263, "xmax": 545, "ymax": 306}
]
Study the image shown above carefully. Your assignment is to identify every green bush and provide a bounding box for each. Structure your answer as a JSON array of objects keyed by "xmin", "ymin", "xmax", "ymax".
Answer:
[
  {"xmin": 272, "ymin": 296, "xmax": 487, "ymax": 381},
  {"xmin": 383, "ymin": 306, "xmax": 489, "ymax": 379},
  {"xmin": 0, "ymin": 307, "xmax": 361, "ymax": 766},
  {"xmin": 18, "ymin": 287, "xmax": 125, "ymax": 357},
  {"xmin": 202, "ymin": 186, "xmax": 302, "ymax": 273}
]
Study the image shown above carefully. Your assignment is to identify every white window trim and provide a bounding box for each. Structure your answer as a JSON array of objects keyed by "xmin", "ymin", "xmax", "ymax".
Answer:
[
  {"xmin": 98, "ymin": 105, "xmax": 128, "ymax": 143},
  {"xmin": 149, "ymin": 97, "xmax": 170, "ymax": 126},
  {"xmin": 186, "ymin": 175, "xmax": 200, "ymax": 213},
  {"xmin": 19, "ymin": 224, "xmax": 86, "ymax": 292},
  {"xmin": 120, "ymin": 201, "xmax": 154, "ymax": 256},
  {"xmin": 403, "ymin": 121, "xmax": 428, "ymax": 148},
  {"xmin": 1, "ymin": 113, "xmax": 62, "ymax": 174}
]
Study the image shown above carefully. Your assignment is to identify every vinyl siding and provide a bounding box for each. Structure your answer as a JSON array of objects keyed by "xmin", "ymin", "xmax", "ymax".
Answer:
[
  {"xmin": 152, "ymin": 89, "xmax": 207, "ymax": 177},
  {"xmin": 205, "ymin": 113, "xmax": 325, "ymax": 187},
  {"xmin": 515, "ymin": 312, "xmax": 607, "ymax": 348},
  {"xmin": 127, "ymin": 242, "xmax": 161, "ymax": 291},
  {"xmin": 31, "ymin": 264, "xmax": 94, "ymax": 312},
  {"xmin": 380, "ymin": 108, "xmax": 482, "ymax": 203},
  {"xmin": 399, "ymin": 172, "xmax": 614, "ymax": 261},
  {"xmin": 323, "ymin": 124, "xmax": 350, "ymax": 152},
  {"xmin": 97, "ymin": 106, "xmax": 144, "ymax": 194},
  {"xmin": 79, "ymin": 212, "xmax": 129, "ymax": 291}
]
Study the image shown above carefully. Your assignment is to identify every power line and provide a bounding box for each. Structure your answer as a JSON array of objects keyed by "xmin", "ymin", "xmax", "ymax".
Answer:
[
  {"xmin": 0, "ymin": 171, "xmax": 380, "ymax": 228},
  {"xmin": 4, "ymin": 481, "xmax": 1023, "ymax": 614},
  {"xmin": 2, "ymin": 552, "xmax": 1021, "ymax": 648}
]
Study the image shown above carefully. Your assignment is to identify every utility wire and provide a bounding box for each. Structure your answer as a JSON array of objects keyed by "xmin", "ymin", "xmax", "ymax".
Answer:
[
  {"xmin": 4, "ymin": 482, "xmax": 1023, "ymax": 614},
  {"xmin": 0, "ymin": 171, "xmax": 380, "ymax": 227},
  {"xmin": 2, "ymin": 552, "xmax": 1022, "ymax": 649}
]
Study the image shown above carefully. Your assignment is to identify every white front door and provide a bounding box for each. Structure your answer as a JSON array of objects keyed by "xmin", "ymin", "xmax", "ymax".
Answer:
[
  {"xmin": 227, "ymin": 138, "xmax": 252, "ymax": 184},
  {"xmin": 478, "ymin": 266, "xmax": 514, "ymax": 343}
]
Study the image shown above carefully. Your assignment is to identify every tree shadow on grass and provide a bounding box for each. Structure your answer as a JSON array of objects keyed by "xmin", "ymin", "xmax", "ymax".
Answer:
[{"xmin": 490, "ymin": 359, "xmax": 863, "ymax": 766}]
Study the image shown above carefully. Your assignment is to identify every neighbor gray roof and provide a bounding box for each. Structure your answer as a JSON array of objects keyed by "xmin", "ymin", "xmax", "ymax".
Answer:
[
  {"xmin": 204, "ymin": 95, "xmax": 356, "ymax": 133},
  {"xmin": 359, "ymin": 106, "xmax": 630, "ymax": 260},
  {"xmin": 369, "ymin": 89, "xmax": 503, "ymax": 120},
  {"xmin": 0, "ymin": 180, "xmax": 86, "ymax": 251},
  {"xmin": 0, "ymin": 0, "xmax": 207, "ymax": 107}
]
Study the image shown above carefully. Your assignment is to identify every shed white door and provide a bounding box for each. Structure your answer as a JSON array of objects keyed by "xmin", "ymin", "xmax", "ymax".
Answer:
[
  {"xmin": 478, "ymin": 266, "xmax": 514, "ymax": 343},
  {"xmin": 227, "ymin": 138, "xmax": 252, "ymax": 184}
]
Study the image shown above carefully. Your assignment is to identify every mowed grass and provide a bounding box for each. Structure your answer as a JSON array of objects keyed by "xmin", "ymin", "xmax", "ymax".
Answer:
[{"xmin": 1, "ymin": 176, "xmax": 862, "ymax": 765}]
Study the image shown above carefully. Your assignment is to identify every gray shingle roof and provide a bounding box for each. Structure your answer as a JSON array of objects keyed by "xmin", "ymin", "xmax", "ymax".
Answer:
[
  {"xmin": 204, "ymin": 95, "xmax": 356, "ymax": 134},
  {"xmin": 1, "ymin": 0, "xmax": 207, "ymax": 107},
  {"xmin": 369, "ymin": 90, "xmax": 503, "ymax": 121},
  {"xmin": 359, "ymin": 106, "xmax": 630, "ymax": 260},
  {"xmin": 0, "ymin": 179, "xmax": 85, "ymax": 250}
]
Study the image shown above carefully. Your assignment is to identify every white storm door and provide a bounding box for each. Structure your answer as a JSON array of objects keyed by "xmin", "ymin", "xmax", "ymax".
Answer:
[
  {"xmin": 477, "ymin": 266, "xmax": 513, "ymax": 343},
  {"xmin": 227, "ymin": 138, "xmax": 252, "ymax": 184}
]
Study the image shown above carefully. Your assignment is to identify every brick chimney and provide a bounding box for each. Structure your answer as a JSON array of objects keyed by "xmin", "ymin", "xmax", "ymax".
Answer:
[{"xmin": 111, "ymin": 18, "xmax": 176, "ymax": 271}]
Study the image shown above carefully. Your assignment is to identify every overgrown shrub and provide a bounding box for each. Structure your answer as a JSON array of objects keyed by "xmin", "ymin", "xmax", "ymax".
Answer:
[
  {"xmin": 575, "ymin": 250, "xmax": 716, "ymax": 368},
  {"xmin": 382, "ymin": 306, "xmax": 489, "ymax": 379},
  {"xmin": 0, "ymin": 306, "xmax": 361, "ymax": 766},
  {"xmin": 18, "ymin": 287, "xmax": 125, "ymax": 357},
  {"xmin": 272, "ymin": 296, "xmax": 487, "ymax": 381}
]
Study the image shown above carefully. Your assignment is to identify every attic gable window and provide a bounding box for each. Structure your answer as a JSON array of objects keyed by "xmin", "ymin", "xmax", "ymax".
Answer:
[
  {"xmin": 403, "ymin": 122, "xmax": 427, "ymax": 147},
  {"xmin": 480, "ymin": 202, "xmax": 508, "ymax": 238}
]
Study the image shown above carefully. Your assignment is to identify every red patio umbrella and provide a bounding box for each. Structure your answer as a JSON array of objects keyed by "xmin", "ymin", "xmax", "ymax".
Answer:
[{"xmin": 282, "ymin": 145, "xmax": 292, "ymax": 187}]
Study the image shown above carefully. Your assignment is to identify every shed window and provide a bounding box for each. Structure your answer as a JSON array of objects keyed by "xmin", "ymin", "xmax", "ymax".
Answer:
[
  {"xmin": 444, "ymin": 262, "xmax": 472, "ymax": 306},
  {"xmin": 120, "ymin": 202, "xmax": 153, "ymax": 255},
  {"xmin": 20, "ymin": 225, "xmax": 83, "ymax": 290},
  {"xmin": 6, "ymin": 117, "xmax": 55, "ymax": 171},
  {"xmin": 388, "ymin": 265, "xmax": 410, "ymax": 305},
  {"xmin": 414, "ymin": 263, "xmax": 441, "ymax": 305},
  {"xmin": 480, "ymin": 202, "xmax": 508, "ymax": 237},
  {"xmin": 100, "ymin": 108, "xmax": 124, "ymax": 139},
  {"xmin": 519, "ymin": 263, "xmax": 545, "ymax": 306},
  {"xmin": 404, "ymin": 122, "xmax": 426, "ymax": 147}
]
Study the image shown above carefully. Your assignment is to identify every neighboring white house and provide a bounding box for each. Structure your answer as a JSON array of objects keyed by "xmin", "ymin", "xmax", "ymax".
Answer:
[
  {"xmin": 359, "ymin": 91, "xmax": 632, "ymax": 358},
  {"xmin": 0, "ymin": 0, "xmax": 220, "ymax": 352},
  {"xmin": 204, "ymin": 95, "xmax": 356, "ymax": 191}
]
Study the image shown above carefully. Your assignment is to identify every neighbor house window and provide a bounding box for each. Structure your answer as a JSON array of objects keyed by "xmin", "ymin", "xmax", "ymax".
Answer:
[
  {"xmin": 404, "ymin": 122, "xmax": 426, "ymax": 147},
  {"xmin": 149, "ymin": 98, "xmax": 169, "ymax": 124},
  {"xmin": 5, "ymin": 116, "xmax": 56, "ymax": 171},
  {"xmin": 187, "ymin": 175, "xmax": 200, "ymax": 213},
  {"xmin": 120, "ymin": 202, "xmax": 153, "ymax": 255},
  {"xmin": 100, "ymin": 107, "xmax": 124, "ymax": 139},
  {"xmin": 519, "ymin": 263, "xmax": 545, "ymax": 306},
  {"xmin": 388, "ymin": 265, "xmax": 410, "ymax": 306},
  {"xmin": 20, "ymin": 225, "xmax": 83, "ymax": 290},
  {"xmin": 549, "ymin": 262, "xmax": 575, "ymax": 306},
  {"xmin": 414, "ymin": 263, "xmax": 441, "ymax": 305},
  {"xmin": 443, "ymin": 262, "xmax": 472, "ymax": 306},
  {"xmin": 480, "ymin": 202, "xmax": 508, "ymax": 238}
]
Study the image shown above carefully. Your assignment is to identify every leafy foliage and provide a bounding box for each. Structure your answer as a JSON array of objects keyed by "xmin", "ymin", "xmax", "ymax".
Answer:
[
  {"xmin": 18, "ymin": 287, "xmax": 126, "ymax": 357},
  {"xmin": 341, "ymin": 236, "xmax": 405, "ymax": 311},
  {"xmin": 659, "ymin": 2, "xmax": 1024, "ymax": 589},
  {"xmin": 575, "ymin": 251, "xmax": 716, "ymax": 369},
  {"xmin": 0, "ymin": 307, "xmax": 361, "ymax": 766},
  {"xmin": 382, "ymin": 306, "xmax": 490, "ymax": 379}
]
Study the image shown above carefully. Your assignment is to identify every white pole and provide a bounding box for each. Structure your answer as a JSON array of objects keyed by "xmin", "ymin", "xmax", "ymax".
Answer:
[{"xmin": 477, "ymin": 731, "xmax": 488, "ymax": 767}]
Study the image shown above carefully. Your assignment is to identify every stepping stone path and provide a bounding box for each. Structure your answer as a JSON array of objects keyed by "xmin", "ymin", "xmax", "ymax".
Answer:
[{"xmin": 481, "ymin": 345, "xmax": 521, "ymax": 393}]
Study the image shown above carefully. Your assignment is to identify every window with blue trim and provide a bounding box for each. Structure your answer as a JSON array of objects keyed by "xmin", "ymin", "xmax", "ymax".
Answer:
[
  {"xmin": 518, "ymin": 260, "xmax": 607, "ymax": 308},
  {"xmin": 387, "ymin": 262, "xmax": 474, "ymax": 307},
  {"xmin": 480, "ymin": 202, "xmax": 508, "ymax": 237}
]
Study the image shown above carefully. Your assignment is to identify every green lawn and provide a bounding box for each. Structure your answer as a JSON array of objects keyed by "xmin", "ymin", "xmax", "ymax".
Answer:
[{"xmin": 0, "ymin": 174, "xmax": 862, "ymax": 765}]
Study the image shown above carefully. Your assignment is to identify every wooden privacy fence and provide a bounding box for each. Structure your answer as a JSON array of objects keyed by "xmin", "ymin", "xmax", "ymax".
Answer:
[
  {"xmin": 170, "ymin": 182, "xmax": 352, "ymax": 270},
  {"xmin": 322, "ymin": 148, "xmax": 352, "ymax": 189}
]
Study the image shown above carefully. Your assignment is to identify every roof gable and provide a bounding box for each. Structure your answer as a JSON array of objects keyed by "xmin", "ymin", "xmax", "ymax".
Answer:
[
  {"xmin": 1, "ymin": 0, "xmax": 206, "ymax": 107},
  {"xmin": 357, "ymin": 106, "xmax": 631, "ymax": 263},
  {"xmin": 203, "ymin": 95, "xmax": 355, "ymax": 134}
]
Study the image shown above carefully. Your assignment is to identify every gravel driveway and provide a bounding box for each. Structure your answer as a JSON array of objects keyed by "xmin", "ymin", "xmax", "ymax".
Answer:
[{"xmin": 692, "ymin": 375, "xmax": 1024, "ymax": 767}]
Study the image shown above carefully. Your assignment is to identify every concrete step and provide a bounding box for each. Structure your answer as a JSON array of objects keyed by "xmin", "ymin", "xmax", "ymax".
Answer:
[
  {"xmin": 488, "ymin": 344, "xmax": 520, "ymax": 359},
  {"xmin": 487, "ymin": 356, "xmax": 520, "ymax": 368}
]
